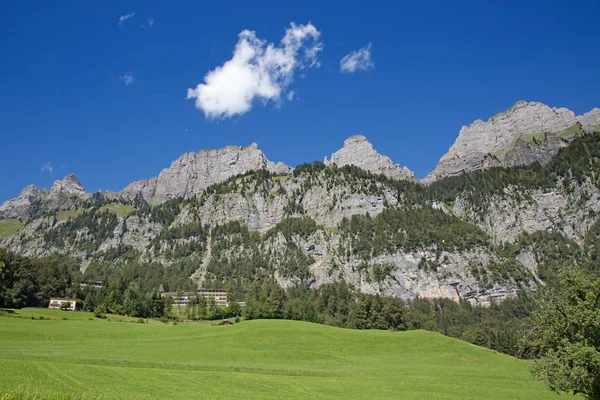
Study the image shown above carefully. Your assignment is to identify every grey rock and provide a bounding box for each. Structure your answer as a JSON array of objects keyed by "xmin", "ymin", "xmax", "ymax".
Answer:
[
  {"xmin": 578, "ymin": 108, "xmax": 600, "ymax": 132},
  {"xmin": 424, "ymin": 101, "xmax": 592, "ymax": 183},
  {"xmin": 0, "ymin": 174, "xmax": 88, "ymax": 220},
  {"xmin": 325, "ymin": 135, "xmax": 414, "ymax": 180},
  {"xmin": 0, "ymin": 185, "xmax": 47, "ymax": 219},
  {"xmin": 48, "ymin": 174, "xmax": 89, "ymax": 199},
  {"xmin": 121, "ymin": 177, "xmax": 158, "ymax": 203},
  {"xmin": 451, "ymin": 179, "xmax": 600, "ymax": 245},
  {"xmin": 121, "ymin": 143, "xmax": 292, "ymax": 203}
]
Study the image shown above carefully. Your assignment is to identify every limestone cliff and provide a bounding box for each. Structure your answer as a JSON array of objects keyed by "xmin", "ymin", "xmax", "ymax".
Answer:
[
  {"xmin": 0, "ymin": 185, "xmax": 47, "ymax": 219},
  {"xmin": 423, "ymin": 101, "xmax": 597, "ymax": 183},
  {"xmin": 0, "ymin": 174, "xmax": 88, "ymax": 219},
  {"xmin": 121, "ymin": 143, "xmax": 292, "ymax": 203},
  {"xmin": 325, "ymin": 135, "xmax": 414, "ymax": 180}
]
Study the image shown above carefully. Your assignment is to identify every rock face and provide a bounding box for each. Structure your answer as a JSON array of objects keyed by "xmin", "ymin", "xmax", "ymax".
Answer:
[
  {"xmin": 49, "ymin": 174, "xmax": 88, "ymax": 199},
  {"xmin": 324, "ymin": 135, "xmax": 414, "ymax": 180},
  {"xmin": 0, "ymin": 174, "xmax": 88, "ymax": 219},
  {"xmin": 120, "ymin": 177, "xmax": 158, "ymax": 203},
  {"xmin": 0, "ymin": 185, "xmax": 47, "ymax": 219},
  {"xmin": 578, "ymin": 108, "xmax": 600, "ymax": 132},
  {"xmin": 122, "ymin": 143, "xmax": 292, "ymax": 203},
  {"xmin": 423, "ymin": 101, "xmax": 597, "ymax": 183}
]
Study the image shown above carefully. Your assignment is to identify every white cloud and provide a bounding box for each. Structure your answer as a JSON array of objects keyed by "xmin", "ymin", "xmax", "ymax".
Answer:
[
  {"xmin": 340, "ymin": 43, "xmax": 374, "ymax": 73},
  {"xmin": 187, "ymin": 22, "xmax": 323, "ymax": 119},
  {"xmin": 148, "ymin": 18, "xmax": 154, "ymax": 27},
  {"xmin": 119, "ymin": 71, "xmax": 135, "ymax": 86},
  {"xmin": 41, "ymin": 162, "xmax": 54, "ymax": 175},
  {"xmin": 118, "ymin": 12, "xmax": 135, "ymax": 26}
]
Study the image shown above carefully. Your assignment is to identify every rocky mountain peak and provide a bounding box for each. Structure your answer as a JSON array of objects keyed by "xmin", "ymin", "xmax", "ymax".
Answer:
[
  {"xmin": 423, "ymin": 101, "xmax": 595, "ymax": 183},
  {"xmin": 122, "ymin": 142, "xmax": 292, "ymax": 203},
  {"xmin": 0, "ymin": 175, "xmax": 88, "ymax": 220},
  {"xmin": 578, "ymin": 108, "xmax": 600, "ymax": 132},
  {"xmin": 49, "ymin": 174, "xmax": 88, "ymax": 198},
  {"xmin": 324, "ymin": 135, "xmax": 414, "ymax": 180},
  {"xmin": 0, "ymin": 184, "xmax": 47, "ymax": 219},
  {"xmin": 20, "ymin": 184, "xmax": 46, "ymax": 199}
]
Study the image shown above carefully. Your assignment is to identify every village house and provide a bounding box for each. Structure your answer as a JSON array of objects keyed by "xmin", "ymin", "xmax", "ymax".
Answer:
[{"xmin": 48, "ymin": 298, "xmax": 77, "ymax": 311}]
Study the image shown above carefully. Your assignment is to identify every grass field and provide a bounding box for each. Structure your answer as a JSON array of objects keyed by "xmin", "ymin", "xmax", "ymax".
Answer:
[
  {"xmin": 56, "ymin": 210, "xmax": 83, "ymax": 222},
  {"xmin": 98, "ymin": 203, "xmax": 136, "ymax": 218},
  {"xmin": 0, "ymin": 218, "xmax": 24, "ymax": 237},
  {"xmin": 0, "ymin": 308, "xmax": 561, "ymax": 400}
]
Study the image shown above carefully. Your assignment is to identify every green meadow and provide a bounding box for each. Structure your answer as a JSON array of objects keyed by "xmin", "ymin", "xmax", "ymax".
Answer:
[
  {"xmin": 0, "ymin": 308, "xmax": 560, "ymax": 400},
  {"xmin": 0, "ymin": 219, "xmax": 24, "ymax": 237}
]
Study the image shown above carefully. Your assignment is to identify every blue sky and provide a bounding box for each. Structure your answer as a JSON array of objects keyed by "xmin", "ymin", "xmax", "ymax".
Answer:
[{"xmin": 1, "ymin": 0, "xmax": 599, "ymax": 201}]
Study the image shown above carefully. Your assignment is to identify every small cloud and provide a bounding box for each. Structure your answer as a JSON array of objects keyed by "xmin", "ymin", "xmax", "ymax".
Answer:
[
  {"xmin": 286, "ymin": 91, "xmax": 295, "ymax": 101},
  {"xmin": 118, "ymin": 12, "xmax": 135, "ymax": 26},
  {"xmin": 119, "ymin": 71, "xmax": 135, "ymax": 86},
  {"xmin": 41, "ymin": 162, "xmax": 54, "ymax": 175},
  {"xmin": 340, "ymin": 43, "xmax": 374, "ymax": 73},
  {"xmin": 187, "ymin": 22, "xmax": 323, "ymax": 119},
  {"xmin": 142, "ymin": 18, "xmax": 155, "ymax": 28}
]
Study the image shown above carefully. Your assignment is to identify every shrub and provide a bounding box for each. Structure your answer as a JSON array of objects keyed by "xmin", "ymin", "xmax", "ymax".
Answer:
[{"xmin": 93, "ymin": 304, "xmax": 107, "ymax": 319}]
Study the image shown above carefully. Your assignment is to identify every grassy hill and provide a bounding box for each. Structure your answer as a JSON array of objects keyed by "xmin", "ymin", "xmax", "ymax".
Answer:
[{"xmin": 0, "ymin": 309, "xmax": 560, "ymax": 400}]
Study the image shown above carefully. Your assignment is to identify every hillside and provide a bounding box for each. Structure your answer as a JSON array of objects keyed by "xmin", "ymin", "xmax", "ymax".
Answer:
[
  {"xmin": 1, "ymin": 101, "xmax": 600, "ymax": 307},
  {"xmin": 0, "ymin": 311, "xmax": 561, "ymax": 400}
]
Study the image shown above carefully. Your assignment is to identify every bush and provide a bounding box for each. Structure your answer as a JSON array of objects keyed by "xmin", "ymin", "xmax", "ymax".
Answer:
[{"xmin": 93, "ymin": 304, "xmax": 107, "ymax": 319}]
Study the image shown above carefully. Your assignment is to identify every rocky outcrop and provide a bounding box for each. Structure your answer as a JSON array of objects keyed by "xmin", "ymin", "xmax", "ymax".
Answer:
[
  {"xmin": 423, "ymin": 101, "xmax": 596, "ymax": 183},
  {"xmin": 121, "ymin": 143, "xmax": 292, "ymax": 203},
  {"xmin": 0, "ymin": 185, "xmax": 47, "ymax": 219},
  {"xmin": 120, "ymin": 177, "xmax": 158, "ymax": 203},
  {"xmin": 48, "ymin": 174, "xmax": 89, "ymax": 199},
  {"xmin": 0, "ymin": 174, "xmax": 89, "ymax": 220},
  {"xmin": 451, "ymin": 179, "xmax": 600, "ymax": 245},
  {"xmin": 324, "ymin": 135, "xmax": 414, "ymax": 180},
  {"xmin": 171, "ymin": 177, "xmax": 399, "ymax": 233},
  {"xmin": 578, "ymin": 108, "xmax": 600, "ymax": 132}
]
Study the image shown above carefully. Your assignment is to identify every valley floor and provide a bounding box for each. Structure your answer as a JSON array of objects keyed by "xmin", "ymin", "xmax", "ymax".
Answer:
[{"xmin": 0, "ymin": 309, "xmax": 560, "ymax": 399}]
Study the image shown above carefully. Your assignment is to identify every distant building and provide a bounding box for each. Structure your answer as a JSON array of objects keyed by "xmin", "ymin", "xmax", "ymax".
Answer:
[
  {"xmin": 161, "ymin": 292, "xmax": 193, "ymax": 308},
  {"xmin": 198, "ymin": 289, "xmax": 228, "ymax": 307},
  {"xmin": 161, "ymin": 289, "xmax": 229, "ymax": 308},
  {"xmin": 48, "ymin": 298, "xmax": 77, "ymax": 311},
  {"xmin": 79, "ymin": 281, "xmax": 104, "ymax": 289}
]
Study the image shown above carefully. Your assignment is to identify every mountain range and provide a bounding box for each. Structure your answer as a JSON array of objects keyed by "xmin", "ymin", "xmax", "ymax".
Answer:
[{"xmin": 1, "ymin": 100, "xmax": 600, "ymax": 305}]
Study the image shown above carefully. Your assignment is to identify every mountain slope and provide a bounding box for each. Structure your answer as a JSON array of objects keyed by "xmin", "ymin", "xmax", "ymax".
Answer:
[{"xmin": 1, "ymin": 100, "xmax": 600, "ymax": 306}]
